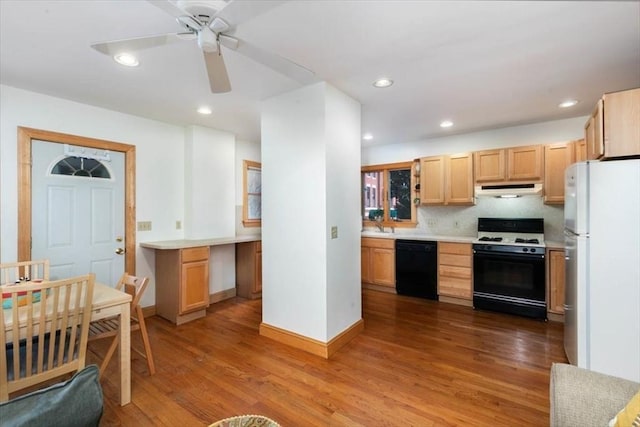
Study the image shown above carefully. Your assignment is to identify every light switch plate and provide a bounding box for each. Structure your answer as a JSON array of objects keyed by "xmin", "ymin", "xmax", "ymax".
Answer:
[
  {"xmin": 331, "ymin": 226, "xmax": 338, "ymax": 239},
  {"xmin": 137, "ymin": 221, "xmax": 152, "ymax": 231}
]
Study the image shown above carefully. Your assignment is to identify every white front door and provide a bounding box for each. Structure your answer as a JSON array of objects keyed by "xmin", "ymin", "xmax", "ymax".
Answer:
[{"xmin": 31, "ymin": 140, "xmax": 125, "ymax": 285}]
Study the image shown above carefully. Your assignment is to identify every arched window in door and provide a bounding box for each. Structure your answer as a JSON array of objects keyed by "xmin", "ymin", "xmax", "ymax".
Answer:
[{"xmin": 51, "ymin": 156, "xmax": 111, "ymax": 179}]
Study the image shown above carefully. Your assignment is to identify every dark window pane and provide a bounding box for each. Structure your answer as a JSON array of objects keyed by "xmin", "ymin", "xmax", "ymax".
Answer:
[
  {"xmin": 389, "ymin": 169, "xmax": 411, "ymax": 220},
  {"xmin": 51, "ymin": 156, "xmax": 111, "ymax": 179}
]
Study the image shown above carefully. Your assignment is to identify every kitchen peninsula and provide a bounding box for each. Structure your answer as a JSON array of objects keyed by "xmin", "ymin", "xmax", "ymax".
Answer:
[{"xmin": 140, "ymin": 235, "xmax": 261, "ymax": 325}]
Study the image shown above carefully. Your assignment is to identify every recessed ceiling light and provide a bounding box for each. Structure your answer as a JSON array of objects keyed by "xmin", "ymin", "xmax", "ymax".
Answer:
[
  {"xmin": 197, "ymin": 106, "xmax": 212, "ymax": 115},
  {"xmin": 440, "ymin": 120, "xmax": 453, "ymax": 128},
  {"xmin": 558, "ymin": 99, "xmax": 579, "ymax": 108},
  {"xmin": 373, "ymin": 78, "xmax": 393, "ymax": 88},
  {"xmin": 113, "ymin": 53, "xmax": 139, "ymax": 67},
  {"xmin": 362, "ymin": 133, "xmax": 373, "ymax": 140}
]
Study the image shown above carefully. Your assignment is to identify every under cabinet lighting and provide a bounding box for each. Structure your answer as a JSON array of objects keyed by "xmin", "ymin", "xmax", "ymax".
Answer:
[
  {"xmin": 497, "ymin": 194, "xmax": 520, "ymax": 199},
  {"xmin": 113, "ymin": 53, "xmax": 139, "ymax": 67}
]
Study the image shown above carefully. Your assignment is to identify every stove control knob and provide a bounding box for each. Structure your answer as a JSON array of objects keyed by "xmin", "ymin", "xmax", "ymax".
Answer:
[
  {"xmin": 530, "ymin": 248, "xmax": 536, "ymax": 253},
  {"xmin": 523, "ymin": 247, "xmax": 529, "ymax": 252}
]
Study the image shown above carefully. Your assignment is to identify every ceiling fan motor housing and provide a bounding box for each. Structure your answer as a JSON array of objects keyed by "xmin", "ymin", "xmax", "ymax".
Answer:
[{"xmin": 176, "ymin": 0, "xmax": 229, "ymax": 23}]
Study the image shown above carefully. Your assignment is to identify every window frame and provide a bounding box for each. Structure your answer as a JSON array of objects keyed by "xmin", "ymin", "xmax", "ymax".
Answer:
[
  {"xmin": 361, "ymin": 161, "xmax": 417, "ymax": 229},
  {"xmin": 242, "ymin": 160, "xmax": 262, "ymax": 227}
]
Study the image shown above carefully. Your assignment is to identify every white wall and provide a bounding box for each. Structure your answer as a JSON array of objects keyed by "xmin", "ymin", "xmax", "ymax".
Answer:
[
  {"xmin": 184, "ymin": 125, "xmax": 235, "ymax": 239},
  {"xmin": 262, "ymin": 83, "xmax": 328, "ymax": 341},
  {"xmin": 0, "ymin": 85, "xmax": 242, "ymax": 306},
  {"xmin": 261, "ymin": 82, "xmax": 362, "ymax": 342},
  {"xmin": 324, "ymin": 84, "xmax": 362, "ymax": 339}
]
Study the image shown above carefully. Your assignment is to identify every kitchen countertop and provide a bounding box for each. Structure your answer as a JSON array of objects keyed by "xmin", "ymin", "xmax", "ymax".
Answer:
[
  {"xmin": 361, "ymin": 231, "xmax": 475, "ymax": 243},
  {"xmin": 139, "ymin": 234, "xmax": 261, "ymax": 250}
]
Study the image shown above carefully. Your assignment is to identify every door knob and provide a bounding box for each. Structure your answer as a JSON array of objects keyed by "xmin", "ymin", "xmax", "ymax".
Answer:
[{"xmin": 115, "ymin": 247, "xmax": 126, "ymax": 255}]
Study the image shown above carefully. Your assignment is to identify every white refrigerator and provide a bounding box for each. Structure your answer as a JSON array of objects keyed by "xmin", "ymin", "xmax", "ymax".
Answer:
[{"xmin": 564, "ymin": 159, "xmax": 640, "ymax": 382}]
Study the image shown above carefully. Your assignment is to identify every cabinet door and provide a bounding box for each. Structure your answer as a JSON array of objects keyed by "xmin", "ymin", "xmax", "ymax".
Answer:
[
  {"xmin": 548, "ymin": 250, "xmax": 566, "ymax": 314},
  {"xmin": 180, "ymin": 260, "xmax": 209, "ymax": 314},
  {"xmin": 474, "ymin": 149, "xmax": 505, "ymax": 183},
  {"xmin": 255, "ymin": 248, "xmax": 262, "ymax": 293},
  {"xmin": 446, "ymin": 153, "xmax": 474, "ymax": 204},
  {"xmin": 574, "ymin": 139, "xmax": 587, "ymax": 162},
  {"xmin": 420, "ymin": 156, "xmax": 445, "ymax": 204},
  {"xmin": 603, "ymin": 88, "xmax": 640, "ymax": 158},
  {"xmin": 544, "ymin": 141, "xmax": 575, "ymax": 205},
  {"xmin": 361, "ymin": 246, "xmax": 371, "ymax": 284},
  {"xmin": 371, "ymin": 248, "xmax": 395, "ymax": 287},
  {"xmin": 508, "ymin": 145, "xmax": 543, "ymax": 181},
  {"xmin": 586, "ymin": 99, "xmax": 604, "ymax": 160}
]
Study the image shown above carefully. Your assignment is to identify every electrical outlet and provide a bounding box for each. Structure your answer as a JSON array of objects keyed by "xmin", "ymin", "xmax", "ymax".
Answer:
[
  {"xmin": 427, "ymin": 218, "xmax": 437, "ymax": 227},
  {"xmin": 331, "ymin": 226, "xmax": 338, "ymax": 239},
  {"xmin": 176, "ymin": 220, "xmax": 182, "ymax": 230},
  {"xmin": 137, "ymin": 221, "xmax": 152, "ymax": 231}
]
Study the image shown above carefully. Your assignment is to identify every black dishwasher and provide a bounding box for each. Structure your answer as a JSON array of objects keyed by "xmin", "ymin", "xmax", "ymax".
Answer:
[{"xmin": 395, "ymin": 240, "xmax": 438, "ymax": 300}]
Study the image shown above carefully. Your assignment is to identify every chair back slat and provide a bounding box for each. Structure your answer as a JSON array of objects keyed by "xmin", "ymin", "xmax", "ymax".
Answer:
[
  {"xmin": 0, "ymin": 273, "xmax": 95, "ymax": 401},
  {"xmin": 0, "ymin": 260, "xmax": 50, "ymax": 285}
]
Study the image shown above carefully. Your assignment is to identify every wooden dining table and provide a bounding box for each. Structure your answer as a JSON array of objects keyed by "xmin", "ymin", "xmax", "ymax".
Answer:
[{"xmin": 2, "ymin": 282, "xmax": 132, "ymax": 406}]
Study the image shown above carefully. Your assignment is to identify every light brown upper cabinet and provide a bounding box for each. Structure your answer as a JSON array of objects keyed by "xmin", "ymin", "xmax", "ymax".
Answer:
[
  {"xmin": 586, "ymin": 88, "xmax": 640, "ymax": 159},
  {"xmin": 474, "ymin": 149, "xmax": 505, "ymax": 183},
  {"xmin": 420, "ymin": 153, "xmax": 474, "ymax": 206},
  {"xmin": 544, "ymin": 141, "xmax": 577, "ymax": 204},
  {"xmin": 474, "ymin": 145, "xmax": 543, "ymax": 184},
  {"xmin": 574, "ymin": 139, "xmax": 587, "ymax": 162}
]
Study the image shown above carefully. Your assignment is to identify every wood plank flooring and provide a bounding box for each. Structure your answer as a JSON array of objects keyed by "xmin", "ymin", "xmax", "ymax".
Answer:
[{"xmin": 92, "ymin": 290, "xmax": 567, "ymax": 426}]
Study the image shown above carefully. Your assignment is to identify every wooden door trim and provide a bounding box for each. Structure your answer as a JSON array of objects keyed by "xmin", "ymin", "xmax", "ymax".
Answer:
[{"xmin": 17, "ymin": 127, "xmax": 136, "ymax": 274}]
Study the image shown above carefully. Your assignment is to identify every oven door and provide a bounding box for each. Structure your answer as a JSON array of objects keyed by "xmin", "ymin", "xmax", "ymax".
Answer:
[{"xmin": 473, "ymin": 247, "xmax": 546, "ymax": 318}]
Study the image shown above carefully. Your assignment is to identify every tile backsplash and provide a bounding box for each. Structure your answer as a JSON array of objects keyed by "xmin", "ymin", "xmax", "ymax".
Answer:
[{"xmin": 414, "ymin": 196, "xmax": 564, "ymax": 242}]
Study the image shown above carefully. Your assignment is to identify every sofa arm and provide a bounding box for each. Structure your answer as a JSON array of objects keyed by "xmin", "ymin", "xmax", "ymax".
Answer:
[{"xmin": 550, "ymin": 363, "xmax": 639, "ymax": 427}]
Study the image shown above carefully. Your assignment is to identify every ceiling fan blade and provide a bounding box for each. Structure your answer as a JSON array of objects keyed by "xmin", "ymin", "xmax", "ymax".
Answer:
[
  {"xmin": 203, "ymin": 51, "xmax": 231, "ymax": 93},
  {"xmin": 230, "ymin": 38, "xmax": 316, "ymax": 85},
  {"xmin": 91, "ymin": 33, "xmax": 188, "ymax": 56}
]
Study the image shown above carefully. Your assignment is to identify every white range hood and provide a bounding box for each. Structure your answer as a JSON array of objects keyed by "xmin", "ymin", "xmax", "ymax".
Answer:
[{"xmin": 474, "ymin": 183, "xmax": 543, "ymax": 198}]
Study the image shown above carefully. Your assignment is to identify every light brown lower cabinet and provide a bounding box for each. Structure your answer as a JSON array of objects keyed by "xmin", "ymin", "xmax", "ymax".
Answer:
[
  {"xmin": 437, "ymin": 242, "xmax": 472, "ymax": 305},
  {"xmin": 361, "ymin": 238, "xmax": 395, "ymax": 290},
  {"xmin": 236, "ymin": 241, "xmax": 262, "ymax": 299},
  {"xmin": 547, "ymin": 249, "xmax": 566, "ymax": 318},
  {"xmin": 156, "ymin": 246, "xmax": 210, "ymax": 325}
]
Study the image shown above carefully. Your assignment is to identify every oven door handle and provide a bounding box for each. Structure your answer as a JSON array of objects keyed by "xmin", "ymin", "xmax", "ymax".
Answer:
[{"xmin": 473, "ymin": 249, "xmax": 545, "ymax": 260}]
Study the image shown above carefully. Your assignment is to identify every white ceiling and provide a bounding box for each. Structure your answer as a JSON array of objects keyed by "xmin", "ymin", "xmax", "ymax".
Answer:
[{"xmin": 1, "ymin": 1, "xmax": 639, "ymax": 146}]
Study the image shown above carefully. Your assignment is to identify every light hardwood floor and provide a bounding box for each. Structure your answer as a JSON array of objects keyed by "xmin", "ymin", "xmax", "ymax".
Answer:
[{"xmin": 91, "ymin": 289, "xmax": 567, "ymax": 426}]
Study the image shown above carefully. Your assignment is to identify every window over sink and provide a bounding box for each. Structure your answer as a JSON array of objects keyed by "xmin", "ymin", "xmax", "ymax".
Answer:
[{"xmin": 361, "ymin": 161, "xmax": 417, "ymax": 228}]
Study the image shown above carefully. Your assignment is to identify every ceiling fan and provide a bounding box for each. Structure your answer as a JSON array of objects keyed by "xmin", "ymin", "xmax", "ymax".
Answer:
[{"xmin": 91, "ymin": 0, "xmax": 315, "ymax": 93}]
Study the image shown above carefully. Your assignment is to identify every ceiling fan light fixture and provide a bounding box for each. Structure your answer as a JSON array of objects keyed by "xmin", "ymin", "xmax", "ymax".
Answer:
[
  {"xmin": 373, "ymin": 78, "xmax": 393, "ymax": 88},
  {"xmin": 197, "ymin": 106, "xmax": 212, "ymax": 115},
  {"xmin": 113, "ymin": 53, "xmax": 139, "ymax": 67},
  {"xmin": 559, "ymin": 99, "xmax": 579, "ymax": 108}
]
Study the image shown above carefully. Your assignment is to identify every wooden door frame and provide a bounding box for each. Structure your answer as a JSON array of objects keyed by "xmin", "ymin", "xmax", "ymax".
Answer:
[{"xmin": 17, "ymin": 126, "xmax": 136, "ymax": 274}]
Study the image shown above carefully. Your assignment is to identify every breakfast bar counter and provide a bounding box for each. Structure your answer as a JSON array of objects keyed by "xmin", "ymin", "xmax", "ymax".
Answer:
[{"xmin": 139, "ymin": 234, "xmax": 261, "ymax": 250}]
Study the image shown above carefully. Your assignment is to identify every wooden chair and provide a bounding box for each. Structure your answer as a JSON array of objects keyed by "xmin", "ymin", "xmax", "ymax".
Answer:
[
  {"xmin": 0, "ymin": 274, "xmax": 95, "ymax": 402},
  {"xmin": 88, "ymin": 273, "xmax": 155, "ymax": 376},
  {"xmin": 0, "ymin": 260, "xmax": 50, "ymax": 285}
]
